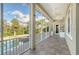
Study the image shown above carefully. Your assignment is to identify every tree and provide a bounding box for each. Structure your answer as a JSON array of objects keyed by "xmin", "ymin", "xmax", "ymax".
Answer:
[
  {"xmin": 35, "ymin": 19, "xmax": 45, "ymax": 33},
  {"xmin": 11, "ymin": 18, "xmax": 20, "ymax": 36},
  {"xmin": 1, "ymin": 19, "xmax": 13, "ymax": 37},
  {"xmin": 36, "ymin": 19, "xmax": 45, "ymax": 25}
]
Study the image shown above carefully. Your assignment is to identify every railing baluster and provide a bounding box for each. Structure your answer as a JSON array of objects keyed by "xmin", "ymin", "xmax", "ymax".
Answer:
[
  {"xmin": 22, "ymin": 38, "xmax": 23, "ymax": 53},
  {"xmin": 3, "ymin": 41, "xmax": 4, "ymax": 55},
  {"xmin": 3, "ymin": 41, "xmax": 5, "ymax": 55},
  {"xmin": 12, "ymin": 40, "xmax": 13, "ymax": 55},
  {"xmin": 7, "ymin": 40, "xmax": 8, "ymax": 55},
  {"xmin": 6, "ymin": 40, "xmax": 7, "ymax": 55},
  {"xmin": 4, "ymin": 41, "xmax": 6, "ymax": 55},
  {"xmin": 13, "ymin": 39, "xmax": 14, "ymax": 55},
  {"xmin": 21, "ymin": 38, "xmax": 23, "ymax": 53},
  {"xmin": 17, "ymin": 39, "xmax": 19, "ymax": 54},
  {"xmin": 19, "ymin": 39, "xmax": 20, "ymax": 54},
  {"xmin": 16, "ymin": 38, "xmax": 17, "ymax": 55},
  {"xmin": 22, "ymin": 39, "xmax": 24, "ymax": 53},
  {"xmin": 20, "ymin": 39, "xmax": 21, "ymax": 54},
  {"xmin": 10, "ymin": 40, "xmax": 11, "ymax": 55},
  {"xmin": 23, "ymin": 43, "xmax": 24, "ymax": 51},
  {"xmin": 11, "ymin": 40, "xmax": 13, "ymax": 55},
  {"xmin": 21, "ymin": 38, "xmax": 22, "ymax": 54},
  {"xmin": 9, "ymin": 40, "xmax": 11, "ymax": 55},
  {"xmin": 10, "ymin": 40, "xmax": 12, "ymax": 54}
]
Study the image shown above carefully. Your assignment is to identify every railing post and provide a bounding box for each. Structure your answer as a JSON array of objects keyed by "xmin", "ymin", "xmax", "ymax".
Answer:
[
  {"xmin": 30, "ymin": 3, "xmax": 36, "ymax": 50},
  {"xmin": 1, "ymin": 3, "xmax": 3, "ymax": 55}
]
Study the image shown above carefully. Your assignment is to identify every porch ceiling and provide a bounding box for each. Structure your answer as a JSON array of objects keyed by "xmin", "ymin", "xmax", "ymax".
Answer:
[{"xmin": 40, "ymin": 3, "xmax": 68, "ymax": 20}]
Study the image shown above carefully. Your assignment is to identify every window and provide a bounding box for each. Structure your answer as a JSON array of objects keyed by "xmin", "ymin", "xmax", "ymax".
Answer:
[
  {"xmin": 68, "ymin": 9, "xmax": 71, "ymax": 34},
  {"xmin": 68, "ymin": 16, "xmax": 70, "ymax": 33},
  {"xmin": 67, "ymin": 8, "xmax": 72, "ymax": 40}
]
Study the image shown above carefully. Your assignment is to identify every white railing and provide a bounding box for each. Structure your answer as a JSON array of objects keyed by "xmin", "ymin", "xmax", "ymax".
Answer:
[
  {"xmin": 0, "ymin": 32, "xmax": 50, "ymax": 55},
  {"xmin": 0, "ymin": 34, "xmax": 30, "ymax": 55}
]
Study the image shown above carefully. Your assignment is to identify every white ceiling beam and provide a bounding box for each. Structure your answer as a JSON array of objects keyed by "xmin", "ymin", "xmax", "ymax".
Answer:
[{"xmin": 35, "ymin": 3, "xmax": 53, "ymax": 20}]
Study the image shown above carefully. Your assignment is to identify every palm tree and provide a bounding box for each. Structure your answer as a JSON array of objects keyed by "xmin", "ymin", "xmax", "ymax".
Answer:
[{"xmin": 11, "ymin": 18, "xmax": 19, "ymax": 36}]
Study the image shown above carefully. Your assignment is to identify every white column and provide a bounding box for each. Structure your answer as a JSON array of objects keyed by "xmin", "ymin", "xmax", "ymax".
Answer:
[
  {"xmin": 30, "ymin": 3, "xmax": 36, "ymax": 50},
  {"xmin": 45, "ymin": 22, "xmax": 47, "ymax": 39},
  {"xmin": 41, "ymin": 23, "xmax": 43, "ymax": 41},
  {"xmin": 51, "ymin": 20, "xmax": 54, "ymax": 36},
  {"xmin": 41, "ymin": 15, "xmax": 43, "ymax": 41},
  {"xmin": 46, "ymin": 23, "xmax": 48, "ymax": 39},
  {"xmin": 49, "ymin": 22, "xmax": 51, "ymax": 37},
  {"xmin": 0, "ymin": 3, "xmax": 3, "ymax": 55}
]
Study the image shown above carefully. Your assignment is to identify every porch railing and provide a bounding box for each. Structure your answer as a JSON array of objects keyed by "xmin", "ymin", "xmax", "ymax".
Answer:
[
  {"xmin": 0, "ymin": 32, "xmax": 50, "ymax": 55},
  {"xmin": 0, "ymin": 34, "xmax": 30, "ymax": 55}
]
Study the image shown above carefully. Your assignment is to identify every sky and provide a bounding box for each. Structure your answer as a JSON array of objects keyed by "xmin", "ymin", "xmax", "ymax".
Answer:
[{"xmin": 3, "ymin": 3, "xmax": 42, "ymax": 22}]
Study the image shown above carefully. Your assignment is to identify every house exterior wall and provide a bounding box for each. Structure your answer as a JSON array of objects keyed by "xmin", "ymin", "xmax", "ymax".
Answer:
[
  {"xmin": 76, "ymin": 3, "xmax": 79, "ymax": 55},
  {"xmin": 65, "ymin": 4, "xmax": 76, "ymax": 55},
  {"xmin": 53, "ymin": 20, "xmax": 65, "ymax": 34}
]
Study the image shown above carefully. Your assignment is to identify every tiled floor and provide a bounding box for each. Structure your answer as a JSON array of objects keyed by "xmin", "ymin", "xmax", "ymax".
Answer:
[{"xmin": 23, "ymin": 34, "xmax": 70, "ymax": 55}]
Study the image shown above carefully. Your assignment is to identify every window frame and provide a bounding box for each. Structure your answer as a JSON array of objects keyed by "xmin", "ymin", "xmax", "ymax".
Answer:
[{"xmin": 66, "ymin": 7, "xmax": 72, "ymax": 40}]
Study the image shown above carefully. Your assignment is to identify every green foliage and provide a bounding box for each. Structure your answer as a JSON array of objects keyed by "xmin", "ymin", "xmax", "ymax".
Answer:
[
  {"xmin": 35, "ymin": 19, "xmax": 46, "ymax": 33},
  {"xmin": 3, "ymin": 18, "xmax": 49, "ymax": 37},
  {"xmin": 43, "ymin": 26, "xmax": 49, "ymax": 32},
  {"xmin": 11, "ymin": 18, "xmax": 20, "ymax": 30},
  {"xmin": 3, "ymin": 18, "xmax": 30, "ymax": 37},
  {"xmin": 47, "ymin": 26, "xmax": 49, "ymax": 32},
  {"xmin": 35, "ymin": 28, "xmax": 41, "ymax": 33},
  {"xmin": 36, "ymin": 19, "xmax": 45, "ymax": 25}
]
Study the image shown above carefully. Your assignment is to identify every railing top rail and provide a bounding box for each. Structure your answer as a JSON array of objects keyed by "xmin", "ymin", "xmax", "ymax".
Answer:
[{"xmin": 0, "ymin": 34, "xmax": 29, "ymax": 42}]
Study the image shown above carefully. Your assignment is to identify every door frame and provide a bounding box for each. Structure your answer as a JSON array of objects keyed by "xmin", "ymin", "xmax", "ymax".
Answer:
[{"xmin": 55, "ymin": 24, "xmax": 60, "ymax": 34}]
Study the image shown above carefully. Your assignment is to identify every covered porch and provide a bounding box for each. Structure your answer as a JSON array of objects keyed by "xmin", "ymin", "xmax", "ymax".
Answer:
[{"xmin": 0, "ymin": 3, "xmax": 76, "ymax": 55}]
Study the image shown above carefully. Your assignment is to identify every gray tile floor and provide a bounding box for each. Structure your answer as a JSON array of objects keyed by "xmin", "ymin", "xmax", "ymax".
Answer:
[{"xmin": 23, "ymin": 34, "xmax": 70, "ymax": 55}]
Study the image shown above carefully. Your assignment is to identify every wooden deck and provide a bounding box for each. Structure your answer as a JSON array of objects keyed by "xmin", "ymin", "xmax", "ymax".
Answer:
[{"xmin": 23, "ymin": 34, "xmax": 70, "ymax": 55}]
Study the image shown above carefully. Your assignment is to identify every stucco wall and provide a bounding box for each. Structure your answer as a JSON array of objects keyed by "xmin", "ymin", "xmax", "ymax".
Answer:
[{"xmin": 65, "ymin": 4, "xmax": 76, "ymax": 55}]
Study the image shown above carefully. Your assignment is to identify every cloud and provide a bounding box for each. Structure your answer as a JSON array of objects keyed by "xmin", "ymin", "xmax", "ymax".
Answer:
[
  {"xmin": 11, "ymin": 10, "xmax": 49, "ymax": 26},
  {"xmin": 12, "ymin": 10, "xmax": 24, "ymax": 18},
  {"xmin": 36, "ymin": 16, "xmax": 49, "ymax": 22},
  {"xmin": 12, "ymin": 10, "xmax": 30, "ymax": 23}
]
